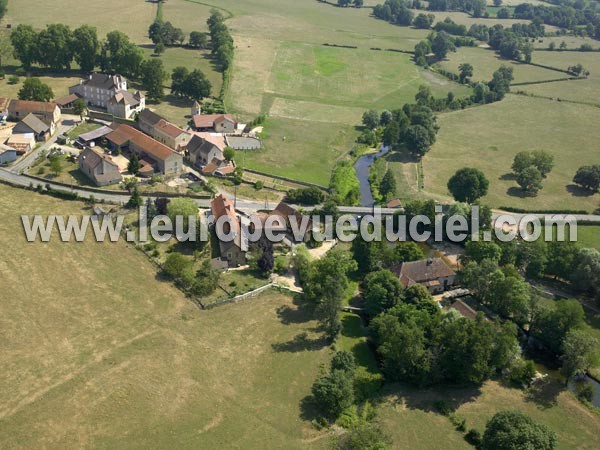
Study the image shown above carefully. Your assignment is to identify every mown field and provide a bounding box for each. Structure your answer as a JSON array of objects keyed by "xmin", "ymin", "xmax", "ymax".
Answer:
[
  {"xmin": 379, "ymin": 380, "xmax": 600, "ymax": 450},
  {"xmin": 438, "ymin": 47, "xmax": 568, "ymax": 84},
  {"xmin": 243, "ymin": 116, "xmax": 360, "ymax": 186},
  {"xmin": 422, "ymin": 95, "xmax": 600, "ymax": 212},
  {"xmin": 222, "ymin": 0, "xmax": 472, "ymax": 185},
  {"xmin": 0, "ymin": 184, "xmax": 332, "ymax": 449}
]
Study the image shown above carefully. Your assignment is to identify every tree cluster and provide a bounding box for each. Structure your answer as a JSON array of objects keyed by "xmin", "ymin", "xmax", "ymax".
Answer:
[
  {"xmin": 149, "ymin": 20, "xmax": 185, "ymax": 46},
  {"xmin": 285, "ymin": 187, "xmax": 326, "ymax": 205},
  {"xmin": 299, "ymin": 250, "xmax": 357, "ymax": 340},
  {"xmin": 511, "ymin": 150, "xmax": 554, "ymax": 195},
  {"xmin": 514, "ymin": 3, "xmax": 600, "ymax": 40},
  {"xmin": 371, "ymin": 302, "xmax": 520, "ymax": 386},
  {"xmin": 171, "ymin": 66, "xmax": 212, "ymax": 100},
  {"xmin": 10, "ymin": 23, "xmax": 100, "ymax": 71},
  {"xmin": 311, "ymin": 351, "xmax": 356, "ymax": 419},
  {"xmin": 365, "ymin": 101, "xmax": 439, "ymax": 158}
]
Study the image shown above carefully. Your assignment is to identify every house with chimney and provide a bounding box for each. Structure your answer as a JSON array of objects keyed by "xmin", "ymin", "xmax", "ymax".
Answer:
[
  {"xmin": 192, "ymin": 114, "xmax": 238, "ymax": 133},
  {"xmin": 396, "ymin": 257, "xmax": 456, "ymax": 294},
  {"xmin": 138, "ymin": 109, "xmax": 191, "ymax": 152},
  {"xmin": 78, "ymin": 147, "xmax": 122, "ymax": 186},
  {"xmin": 187, "ymin": 134, "xmax": 224, "ymax": 167},
  {"xmin": 210, "ymin": 194, "xmax": 248, "ymax": 266},
  {"xmin": 105, "ymin": 124, "xmax": 183, "ymax": 176},
  {"xmin": 69, "ymin": 73, "xmax": 145, "ymax": 119}
]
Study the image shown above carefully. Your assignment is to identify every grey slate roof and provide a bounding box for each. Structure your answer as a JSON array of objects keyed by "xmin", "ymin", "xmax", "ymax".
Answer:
[{"xmin": 14, "ymin": 113, "xmax": 50, "ymax": 135}]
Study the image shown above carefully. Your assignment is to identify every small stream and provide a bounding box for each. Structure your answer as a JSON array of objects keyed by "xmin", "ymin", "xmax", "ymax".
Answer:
[
  {"xmin": 354, "ymin": 145, "xmax": 392, "ymax": 207},
  {"xmin": 569, "ymin": 375, "xmax": 600, "ymax": 408}
]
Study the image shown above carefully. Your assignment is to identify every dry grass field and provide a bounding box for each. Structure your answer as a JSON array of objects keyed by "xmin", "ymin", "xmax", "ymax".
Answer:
[
  {"xmin": 0, "ymin": 184, "xmax": 332, "ymax": 449},
  {"xmin": 517, "ymin": 51, "xmax": 600, "ymax": 105},
  {"xmin": 422, "ymin": 95, "xmax": 600, "ymax": 212},
  {"xmin": 4, "ymin": 0, "xmax": 155, "ymax": 44}
]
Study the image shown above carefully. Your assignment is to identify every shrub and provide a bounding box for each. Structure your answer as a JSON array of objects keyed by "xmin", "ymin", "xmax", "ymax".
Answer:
[
  {"xmin": 15, "ymin": 67, "xmax": 26, "ymax": 77},
  {"xmin": 353, "ymin": 371, "xmax": 383, "ymax": 402},
  {"xmin": 434, "ymin": 400, "xmax": 454, "ymax": 416},
  {"xmin": 465, "ymin": 428, "xmax": 482, "ymax": 447},
  {"xmin": 255, "ymin": 180, "xmax": 264, "ymax": 190}
]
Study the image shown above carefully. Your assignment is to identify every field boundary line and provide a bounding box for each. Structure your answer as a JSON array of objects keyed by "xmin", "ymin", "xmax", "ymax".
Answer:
[{"xmin": 181, "ymin": 0, "xmax": 234, "ymax": 19}]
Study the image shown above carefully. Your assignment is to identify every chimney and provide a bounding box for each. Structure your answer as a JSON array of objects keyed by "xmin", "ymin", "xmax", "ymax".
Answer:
[{"xmin": 426, "ymin": 258, "xmax": 433, "ymax": 266}]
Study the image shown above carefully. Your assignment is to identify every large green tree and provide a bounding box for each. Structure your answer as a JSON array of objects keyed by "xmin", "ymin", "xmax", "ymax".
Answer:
[
  {"xmin": 38, "ymin": 24, "xmax": 74, "ymax": 70},
  {"xmin": 18, "ymin": 77, "xmax": 54, "ymax": 101},
  {"xmin": 447, "ymin": 167, "xmax": 489, "ymax": 203},
  {"xmin": 10, "ymin": 24, "xmax": 38, "ymax": 68},
  {"xmin": 73, "ymin": 25, "xmax": 99, "ymax": 72},
  {"xmin": 363, "ymin": 269, "xmax": 404, "ymax": 317},
  {"xmin": 560, "ymin": 329, "xmax": 600, "ymax": 382},
  {"xmin": 141, "ymin": 58, "xmax": 168, "ymax": 102},
  {"xmin": 482, "ymin": 411, "xmax": 557, "ymax": 450}
]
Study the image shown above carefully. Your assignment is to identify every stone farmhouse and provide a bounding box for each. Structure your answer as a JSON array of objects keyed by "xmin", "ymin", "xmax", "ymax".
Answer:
[
  {"xmin": 192, "ymin": 114, "xmax": 238, "ymax": 133},
  {"xmin": 69, "ymin": 73, "xmax": 145, "ymax": 119},
  {"xmin": 396, "ymin": 258, "xmax": 456, "ymax": 294},
  {"xmin": 78, "ymin": 147, "xmax": 122, "ymax": 186},
  {"xmin": 105, "ymin": 124, "xmax": 183, "ymax": 177},
  {"xmin": 187, "ymin": 134, "xmax": 224, "ymax": 167},
  {"xmin": 6, "ymin": 99, "xmax": 61, "ymax": 125},
  {"xmin": 210, "ymin": 194, "xmax": 248, "ymax": 266},
  {"xmin": 138, "ymin": 109, "xmax": 191, "ymax": 152}
]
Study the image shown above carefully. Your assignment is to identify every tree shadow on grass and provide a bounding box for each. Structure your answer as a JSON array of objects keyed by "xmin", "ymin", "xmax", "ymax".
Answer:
[
  {"xmin": 524, "ymin": 377, "xmax": 562, "ymax": 410},
  {"xmin": 383, "ymin": 382, "xmax": 483, "ymax": 414},
  {"xmin": 299, "ymin": 394, "xmax": 322, "ymax": 422},
  {"xmin": 276, "ymin": 294, "xmax": 315, "ymax": 325},
  {"xmin": 566, "ymin": 184, "xmax": 596, "ymax": 197},
  {"xmin": 499, "ymin": 172, "xmax": 516, "ymax": 181},
  {"xmin": 271, "ymin": 332, "xmax": 328, "ymax": 353},
  {"xmin": 507, "ymin": 186, "xmax": 537, "ymax": 198}
]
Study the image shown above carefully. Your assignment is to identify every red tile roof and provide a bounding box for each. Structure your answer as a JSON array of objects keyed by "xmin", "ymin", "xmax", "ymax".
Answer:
[
  {"xmin": 155, "ymin": 119, "xmax": 186, "ymax": 138},
  {"xmin": 192, "ymin": 114, "xmax": 236, "ymax": 129},
  {"xmin": 106, "ymin": 124, "xmax": 178, "ymax": 161},
  {"xmin": 9, "ymin": 99, "xmax": 58, "ymax": 114}
]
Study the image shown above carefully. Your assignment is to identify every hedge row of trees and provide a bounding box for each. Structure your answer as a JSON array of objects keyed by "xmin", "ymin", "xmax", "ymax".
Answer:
[{"xmin": 208, "ymin": 10, "xmax": 234, "ymax": 71}]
